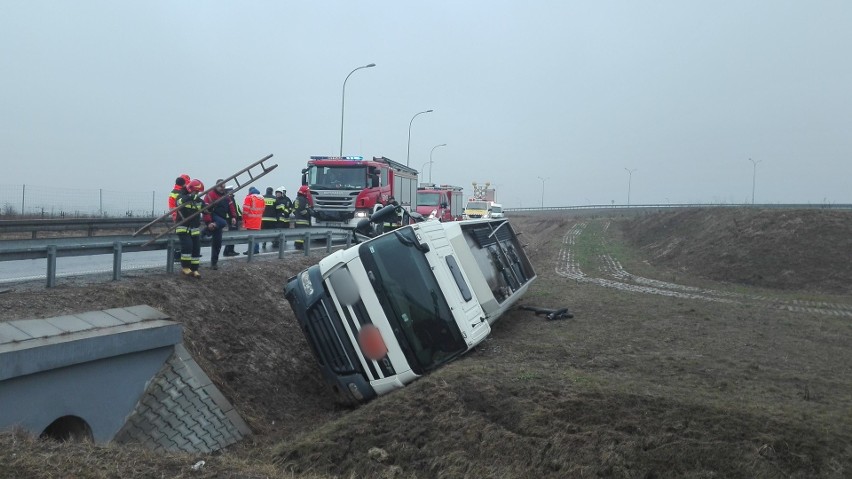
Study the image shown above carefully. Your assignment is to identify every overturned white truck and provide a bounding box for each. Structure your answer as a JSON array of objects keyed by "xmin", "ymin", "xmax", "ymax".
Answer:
[{"xmin": 284, "ymin": 211, "xmax": 536, "ymax": 404}]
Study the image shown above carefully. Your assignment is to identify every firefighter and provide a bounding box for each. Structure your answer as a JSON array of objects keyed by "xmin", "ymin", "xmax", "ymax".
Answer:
[
  {"xmin": 242, "ymin": 186, "xmax": 265, "ymax": 255},
  {"xmin": 176, "ymin": 179, "xmax": 205, "ymax": 278},
  {"xmin": 168, "ymin": 174, "xmax": 190, "ymax": 221},
  {"xmin": 168, "ymin": 174, "xmax": 190, "ymax": 262},
  {"xmin": 222, "ymin": 184, "xmax": 241, "ymax": 257},
  {"xmin": 276, "ymin": 186, "xmax": 292, "ymax": 230},
  {"xmin": 292, "ymin": 185, "xmax": 312, "ymax": 227},
  {"xmin": 202, "ymin": 179, "xmax": 238, "ymax": 270},
  {"xmin": 261, "ymin": 186, "xmax": 279, "ymax": 248},
  {"xmin": 292, "ymin": 185, "xmax": 312, "ymax": 250},
  {"xmin": 381, "ymin": 195, "xmax": 404, "ymax": 233}
]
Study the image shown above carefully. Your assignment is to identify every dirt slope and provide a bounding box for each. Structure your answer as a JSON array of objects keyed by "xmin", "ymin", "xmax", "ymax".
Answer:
[{"xmin": 621, "ymin": 207, "xmax": 852, "ymax": 294}]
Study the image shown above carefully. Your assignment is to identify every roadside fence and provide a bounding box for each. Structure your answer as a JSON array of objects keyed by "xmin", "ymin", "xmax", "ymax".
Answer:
[{"xmin": 0, "ymin": 184, "xmax": 169, "ymax": 219}]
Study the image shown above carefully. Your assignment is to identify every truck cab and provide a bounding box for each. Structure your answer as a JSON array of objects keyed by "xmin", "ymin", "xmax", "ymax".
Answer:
[
  {"xmin": 285, "ymin": 218, "xmax": 536, "ymax": 404},
  {"xmin": 488, "ymin": 202, "xmax": 504, "ymax": 218}
]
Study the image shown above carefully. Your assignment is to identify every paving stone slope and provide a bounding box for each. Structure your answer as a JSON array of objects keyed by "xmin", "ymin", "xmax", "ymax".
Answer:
[{"xmin": 114, "ymin": 343, "xmax": 251, "ymax": 453}]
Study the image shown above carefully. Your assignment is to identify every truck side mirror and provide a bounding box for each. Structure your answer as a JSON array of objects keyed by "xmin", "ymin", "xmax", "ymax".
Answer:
[
  {"xmin": 440, "ymin": 202, "xmax": 448, "ymax": 208},
  {"xmin": 354, "ymin": 218, "xmax": 373, "ymax": 237},
  {"xmin": 370, "ymin": 204, "xmax": 398, "ymax": 224},
  {"xmin": 371, "ymin": 174, "xmax": 380, "ymax": 188}
]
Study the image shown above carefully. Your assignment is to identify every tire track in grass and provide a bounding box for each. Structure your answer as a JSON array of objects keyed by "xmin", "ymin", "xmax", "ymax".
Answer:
[{"xmin": 555, "ymin": 220, "xmax": 852, "ymax": 317}]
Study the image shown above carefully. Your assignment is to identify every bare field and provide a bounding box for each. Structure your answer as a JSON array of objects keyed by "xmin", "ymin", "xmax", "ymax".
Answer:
[{"xmin": 2, "ymin": 208, "xmax": 851, "ymax": 478}]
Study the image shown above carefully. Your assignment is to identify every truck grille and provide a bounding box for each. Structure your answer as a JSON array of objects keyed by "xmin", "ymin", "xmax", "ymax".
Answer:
[
  {"xmin": 339, "ymin": 300, "xmax": 396, "ymax": 379},
  {"xmin": 312, "ymin": 191, "xmax": 358, "ymax": 211},
  {"xmin": 304, "ymin": 297, "xmax": 361, "ymax": 375}
]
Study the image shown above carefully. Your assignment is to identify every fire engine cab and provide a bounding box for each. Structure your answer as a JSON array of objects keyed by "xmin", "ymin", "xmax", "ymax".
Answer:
[
  {"xmin": 301, "ymin": 156, "xmax": 419, "ymax": 228},
  {"xmin": 415, "ymin": 183, "xmax": 464, "ymax": 221}
]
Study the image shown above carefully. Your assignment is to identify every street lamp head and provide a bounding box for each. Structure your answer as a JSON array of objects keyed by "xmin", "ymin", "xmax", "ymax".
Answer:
[
  {"xmin": 340, "ymin": 63, "xmax": 377, "ymax": 156},
  {"xmin": 406, "ymin": 110, "xmax": 436, "ymax": 166}
]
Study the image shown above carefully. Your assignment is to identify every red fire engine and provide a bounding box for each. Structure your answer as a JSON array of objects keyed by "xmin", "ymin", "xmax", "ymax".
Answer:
[
  {"xmin": 415, "ymin": 183, "xmax": 464, "ymax": 221},
  {"xmin": 301, "ymin": 156, "xmax": 419, "ymax": 228}
]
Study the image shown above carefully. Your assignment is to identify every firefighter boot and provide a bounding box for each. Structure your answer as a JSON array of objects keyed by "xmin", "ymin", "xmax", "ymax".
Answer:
[{"xmin": 181, "ymin": 267, "xmax": 192, "ymax": 276}]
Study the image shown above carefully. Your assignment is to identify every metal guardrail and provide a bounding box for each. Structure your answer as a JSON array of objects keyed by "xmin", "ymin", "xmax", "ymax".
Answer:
[
  {"xmin": 0, "ymin": 229, "xmax": 352, "ymax": 288},
  {"xmin": 0, "ymin": 217, "xmax": 169, "ymax": 238},
  {"xmin": 504, "ymin": 203, "xmax": 852, "ymax": 213}
]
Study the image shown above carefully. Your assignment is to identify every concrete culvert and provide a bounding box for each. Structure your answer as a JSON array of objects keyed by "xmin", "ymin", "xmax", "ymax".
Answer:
[{"xmin": 40, "ymin": 415, "xmax": 93, "ymax": 442}]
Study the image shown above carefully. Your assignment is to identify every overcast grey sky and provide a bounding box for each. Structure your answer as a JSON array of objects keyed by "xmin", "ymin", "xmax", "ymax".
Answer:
[{"xmin": 2, "ymin": 1, "xmax": 851, "ymax": 207}]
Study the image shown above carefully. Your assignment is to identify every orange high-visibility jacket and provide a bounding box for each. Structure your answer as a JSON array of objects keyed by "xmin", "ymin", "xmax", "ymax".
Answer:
[{"xmin": 242, "ymin": 194, "xmax": 265, "ymax": 230}]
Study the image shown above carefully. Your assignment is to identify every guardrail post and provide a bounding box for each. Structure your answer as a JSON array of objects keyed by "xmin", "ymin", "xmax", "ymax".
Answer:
[
  {"xmin": 46, "ymin": 245, "xmax": 57, "ymax": 288},
  {"xmin": 326, "ymin": 231, "xmax": 333, "ymax": 252},
  {"xmin": 112, "ymin": 241, "xmax": 122, "ymax": 281},
  {"xmin": 278, "ymin": 232, "xmax": 287, "ymax": 259},
  {"xmin": 166, "ymin": 239, "xmax": 175, "ymax": 273},
  {"xmin": 345, "ymin": 232, "xmax": 352, "ymax": 248},
  {"xmin": 304, "ymin": 232, "xmax": 311, "ymax": 256},
  {"xmin": 247, "ymin": 236, "xmax": 256, "ymax": 261}
]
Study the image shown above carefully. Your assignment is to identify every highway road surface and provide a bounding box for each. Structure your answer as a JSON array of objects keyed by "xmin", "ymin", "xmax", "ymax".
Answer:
[{"xmin": 0, "ymin": 242, "xmax": 297, "ymax": 285}]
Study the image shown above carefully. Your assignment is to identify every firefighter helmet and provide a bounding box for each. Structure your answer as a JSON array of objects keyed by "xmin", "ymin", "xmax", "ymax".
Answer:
[
  {"xmin": 275, "ymin": 186, "xmax": 286, "ymax": 195},
  {"xmin": 298, "ymin": 185, "xmax": 310, "ymax": 196},
  {"xmin": 187, "ymin": 179, "xmax": 204, "ymax": 193},
  {"xmin": 180, "ymin": 173, "xmax": 190, "ymax": 183}
]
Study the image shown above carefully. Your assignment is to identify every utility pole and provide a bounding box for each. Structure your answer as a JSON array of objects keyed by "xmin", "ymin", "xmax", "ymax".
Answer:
[
  {"xmin": 748, "ymin": 158, "xmax": 762, "ymax": 204},
  {"xmin": 624, "ymin": 168, "xmax": 637, "ymax": 206},
  {"xmin": 536, "ymin": 176, "xmax": 548, "ymax": 207}
]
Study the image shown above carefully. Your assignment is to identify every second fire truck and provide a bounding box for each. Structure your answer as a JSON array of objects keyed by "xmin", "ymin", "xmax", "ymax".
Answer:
[{"xmin": 415, "ymin": 183, "xmax": 464, "ymax": 221}]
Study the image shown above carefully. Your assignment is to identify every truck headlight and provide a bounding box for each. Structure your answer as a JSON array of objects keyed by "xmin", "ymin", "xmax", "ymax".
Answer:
[
  {"xmin": 355, "ymin": 210, "xmax": 368, "ymax": 218},
  {"xmin": 300, "ymin": 270, "xmax": 314, "ymax": 296}
]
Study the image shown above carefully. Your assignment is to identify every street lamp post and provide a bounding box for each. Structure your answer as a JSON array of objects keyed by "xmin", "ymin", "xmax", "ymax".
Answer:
[
  {"xmin": 406, "ymin": 109, "xmax": 433, "ymax": 166},
  {"xmin": 427, "ymin": 143, "xmax": 447, "ymax": 183},
  {"xmin": 537, "ymin": 176, "xmax": 548, "ymax": 208},
  {"xmin": 624, "ymin": 168, "xmax": 637, "ymax": 206},
  {"xmin": 748, "ymin": 157, "xmax": 762, "ymax": 205},
  {"xmin": 420, "ymin": 160, "xmax": 431, "ymax": 182},
  {"xmin": 339, "ymin": 63, "xmax": 376, "ymax": 156}
]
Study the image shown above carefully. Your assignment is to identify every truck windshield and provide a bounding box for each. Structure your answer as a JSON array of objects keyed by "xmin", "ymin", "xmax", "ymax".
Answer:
[
  {"xmin": 416, "ymin": 192, "xmax": 441, "ymax": 206},
  {"xmin": 466, "ymin": 200, "xmax": 488, "ymax": 210},
  {"xmin": 359, "ymin": 227, "xmax": 468, "ymax": 373},
  {"xmin": 491, "ymin": 205, "xmax": 502, "ymax": 213},
  {"xmin": 308, "ymin": 165, "xmax": 367, "ymax": 189}
]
